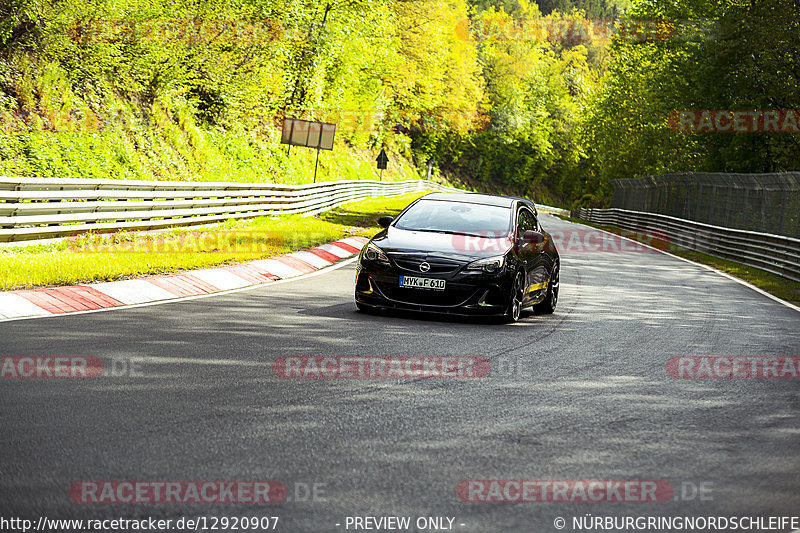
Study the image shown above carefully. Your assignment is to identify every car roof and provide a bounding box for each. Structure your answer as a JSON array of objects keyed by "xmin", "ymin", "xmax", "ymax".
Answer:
[
  {"xmin": 510, "ymin": 196, "xmax": 537, "ymax": 210},
  {"xmin": 420, "ymin": 192, "xmax": 517, "ymax": 208}
]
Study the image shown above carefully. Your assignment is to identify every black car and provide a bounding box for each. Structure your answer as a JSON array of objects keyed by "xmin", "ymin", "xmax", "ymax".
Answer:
[{"xmin": 354, "ymin": 192, "xmax": 560, "ymax": 322}]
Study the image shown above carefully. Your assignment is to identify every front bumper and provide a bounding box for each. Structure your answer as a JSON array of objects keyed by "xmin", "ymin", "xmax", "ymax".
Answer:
[{"xmin": 355, "ymin": 267, "xmax": 512, "ymax": 316}]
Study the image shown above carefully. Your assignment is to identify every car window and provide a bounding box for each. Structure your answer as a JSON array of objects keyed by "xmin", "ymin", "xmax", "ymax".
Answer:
[
  {"xmin": 394, "ymin": 199, "xmax": 512, "ymax": 236},
  {"xmin": 517, "ymin": 208, "xmax": 537, "ymax": 235}
]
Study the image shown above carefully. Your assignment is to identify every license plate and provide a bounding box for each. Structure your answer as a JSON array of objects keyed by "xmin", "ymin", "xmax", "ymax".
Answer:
[{"xmin": 399, "ymin": 276, "xmax": 445, "ymax": 290}]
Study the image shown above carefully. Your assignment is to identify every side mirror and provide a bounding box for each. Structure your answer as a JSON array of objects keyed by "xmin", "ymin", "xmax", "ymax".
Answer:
[
  {"xmin": 378, "ymin": 216, "xmax": 394, "ymax": 228},
  {"xmin": 519, "ymin": 230, "xmax": 544, "ymax": 246}
]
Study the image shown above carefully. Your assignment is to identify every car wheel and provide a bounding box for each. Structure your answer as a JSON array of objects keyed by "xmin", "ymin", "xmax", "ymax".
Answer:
[
  {"xmin": 534, "ymin": 261, "xmax": 559, "ymax": 314},
  {"xmin": 504, "ymin": 270, "xmax": 525, "ymax": 323}
]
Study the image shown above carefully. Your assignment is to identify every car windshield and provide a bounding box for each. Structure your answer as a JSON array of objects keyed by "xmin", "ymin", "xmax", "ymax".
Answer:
[{"xmin": 394, "ymin": 199, "xmax": 512, "ymax": 236}]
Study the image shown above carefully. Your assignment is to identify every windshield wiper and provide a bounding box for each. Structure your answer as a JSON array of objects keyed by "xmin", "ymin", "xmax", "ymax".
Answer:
[{"xmin": 435, "ymin": 230, "xmax": 487, "ymax": 237}]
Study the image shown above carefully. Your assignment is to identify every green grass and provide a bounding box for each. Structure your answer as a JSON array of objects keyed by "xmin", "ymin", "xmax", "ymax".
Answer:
[
  {"xmin": 0, "ymin": 192, "xmax": 428, "ymax": 291},
  {"xmin": 557, "ymin": 215, "xmax": 800, "ymax": 305},
  {"xmin": 318, "ymin": 195, "xmax": 417, "ymax": 227},
  {"xmin": 2, "ymin": 125, "xmax": 423, "ymax": 185},
  {"xmin": 0, "ymin": 66, "xmax": 426, "ymax": 185}
]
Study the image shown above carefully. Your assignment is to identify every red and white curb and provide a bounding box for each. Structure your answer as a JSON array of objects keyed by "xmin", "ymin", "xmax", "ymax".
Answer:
[{"xmin": 0, "ymin": 236, "xmax": 367, "ymax": 321}]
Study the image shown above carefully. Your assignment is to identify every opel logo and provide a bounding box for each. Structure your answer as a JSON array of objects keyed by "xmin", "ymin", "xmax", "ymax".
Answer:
[{"xmin": 419, "ymin": 262, "xmax": 431, "ymax": 272}]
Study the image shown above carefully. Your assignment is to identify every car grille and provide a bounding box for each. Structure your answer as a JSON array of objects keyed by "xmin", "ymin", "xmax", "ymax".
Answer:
[
  {"xmin": 375, "ymin": 281, "xmax": 477, "ymax": 307},
  {"xmin": 390, "ymin": 256, "xmax": 464, "ymax": 275}
]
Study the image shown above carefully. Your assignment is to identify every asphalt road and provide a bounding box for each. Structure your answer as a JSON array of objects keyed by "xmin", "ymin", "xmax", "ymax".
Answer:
[{"xmin": 1, "ymin": 214, "xmax": 799, "ymax": 532}]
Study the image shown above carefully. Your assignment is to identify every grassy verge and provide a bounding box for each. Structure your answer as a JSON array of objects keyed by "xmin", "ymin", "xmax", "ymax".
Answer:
[
  {"xmin": 557, "ymin": 215, "xmax": 800, "ymax": 305},
  {"xmin": 0, "ymin": 192, "xmax": 426, "ymax": 291}
]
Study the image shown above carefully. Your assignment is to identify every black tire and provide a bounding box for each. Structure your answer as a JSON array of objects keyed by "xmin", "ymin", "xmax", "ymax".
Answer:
[
  {"xmin": 534, "ymin": 261, "xmax": 559, "ymax": 314},
  {"xmin": 504, "ymin": 270, "xmax": 526, "ymax": 323}
]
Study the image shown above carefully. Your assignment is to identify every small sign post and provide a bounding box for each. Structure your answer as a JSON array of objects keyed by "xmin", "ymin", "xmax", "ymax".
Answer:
[
  {"xmin": 376, "ymin": 148, "xmax": 388, "ymax": 181},
  {"xmin": 280, "ymin": 117, "xmax": 336, "ymax": 183}
]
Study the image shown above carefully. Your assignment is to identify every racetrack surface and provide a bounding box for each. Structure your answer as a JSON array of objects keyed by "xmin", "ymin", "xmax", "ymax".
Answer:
[{"xmin": 1, "ymin": 214, "xmax": 799, "ymax": 531}]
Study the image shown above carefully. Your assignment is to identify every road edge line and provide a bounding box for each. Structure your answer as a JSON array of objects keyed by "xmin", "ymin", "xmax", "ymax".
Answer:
[{"xmin": 551, "ymin": 214, "xmax": 800, "ymax": 314}]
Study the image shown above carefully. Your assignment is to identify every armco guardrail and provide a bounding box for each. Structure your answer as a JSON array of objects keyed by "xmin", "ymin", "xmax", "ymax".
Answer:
[
  {"xmin": 578, "ymin": 207, "xmax": 800, "ymax": 283},
  {"xmin": 535, "ymin": 204, "xmax": 570, "ymax": 216},
  {"xmin": 0, "ymin": 177, "xmax": 460, "ymax": 243}
]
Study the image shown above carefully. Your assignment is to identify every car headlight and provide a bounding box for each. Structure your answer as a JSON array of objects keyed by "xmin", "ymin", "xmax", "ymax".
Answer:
[
  {"xmin": 362, "ymin": 243, "xmax": 389, "ymax": 263},
  {"xmin": 466, "ymin": 255, "xmax": 506, "ymax": 273}
]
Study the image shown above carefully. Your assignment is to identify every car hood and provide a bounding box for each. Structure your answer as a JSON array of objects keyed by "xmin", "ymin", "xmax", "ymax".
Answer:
[{"xmin": 371, "ymin": 227, "xmax": 513, "ymax": 259}]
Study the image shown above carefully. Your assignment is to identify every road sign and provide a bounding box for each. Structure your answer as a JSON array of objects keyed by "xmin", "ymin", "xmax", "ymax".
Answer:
[
  {"xmin": 280, "ymin": 117, "xmax": 337, "ymax": 183},
  {"xmin": 376, "ymin": 148, "xmax": 388, "ymax": 170},
  {"xmin": 376, "ymin": 148, "xmax": 389, "ymax": 181},
  {"xmin": 281, "ymin": 118, "xmax": 336, "ymax": 150}
]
